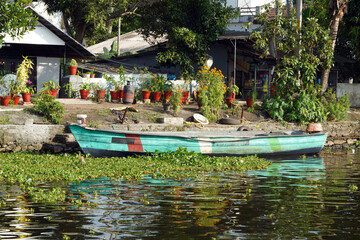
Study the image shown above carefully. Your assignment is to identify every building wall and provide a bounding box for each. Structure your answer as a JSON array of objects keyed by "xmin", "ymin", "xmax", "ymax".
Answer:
[
  {"xmin": 337, "ymin": 83, "xmax": 360, "ymax": 107},
  {"xmin": 37, "ymin": 57, "xmax": 60, "ymax": 90}
]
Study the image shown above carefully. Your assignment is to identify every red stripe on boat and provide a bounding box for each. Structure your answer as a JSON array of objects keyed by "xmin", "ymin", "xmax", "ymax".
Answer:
[{"xmin": 125, "ymin": 134, "xmax": 143, "ymax": 152}]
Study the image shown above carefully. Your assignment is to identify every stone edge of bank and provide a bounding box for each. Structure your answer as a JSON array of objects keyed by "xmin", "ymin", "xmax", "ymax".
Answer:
[{"xmin": 0, "ymin": 121, "xmax": 359, "ymax": 154}]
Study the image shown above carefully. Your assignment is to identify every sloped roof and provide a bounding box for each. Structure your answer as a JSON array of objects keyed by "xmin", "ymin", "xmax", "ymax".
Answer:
[
  {"xmin": 87, "ymin": 30, "xmax": 166, "ymax": 55},
  {"xmin": 28, "ymin": 7, "xmax": 95, "ymax": 59},
  {"xmin": 1, "ymin": 6, "xmax": 94, "ymax": 59}
]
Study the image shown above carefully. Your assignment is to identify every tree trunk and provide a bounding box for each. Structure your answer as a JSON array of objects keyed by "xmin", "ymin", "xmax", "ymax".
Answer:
[{"xmin": 321, "ymin": 15, "xmax": 341, "ymax": 92}]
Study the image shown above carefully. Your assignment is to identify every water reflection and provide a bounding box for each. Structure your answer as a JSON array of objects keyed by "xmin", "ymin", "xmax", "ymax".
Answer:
[{"xmin": 1, "ymin": 152, "xmax": 360, "ymax": 239}]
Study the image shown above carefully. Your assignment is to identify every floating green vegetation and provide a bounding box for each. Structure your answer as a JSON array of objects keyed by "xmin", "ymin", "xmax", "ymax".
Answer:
[{"xmin": 0, "ymin": 148, "xmax": 270, "ymax": 204}]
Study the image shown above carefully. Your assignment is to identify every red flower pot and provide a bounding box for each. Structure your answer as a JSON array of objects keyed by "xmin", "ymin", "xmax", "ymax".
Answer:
[
  {"xmin": 90, "ymin": 74, "xmax": 95, "ymax": 78},
  {"xmin": 246, "ymin": 98, "xmax": 253, "ymax": 107},
  {"xmin": 142, "ymin": 90, "xmax": 151, "ymax": 100},
  {"xmin": 96, "ymin": 89, "xmax": 105, "ymax": 98},
  {"xmin": 226, "ymin": 98, "xmax": 234, "ymax": 108},
  {"xmin": 152, "ymin": 91, "xmax": 162, "ymax": 102},
  {"xmin": 12, "ymin": 96, "xmax": 21, "ymax": 105},
  {"xmin": 51, "ymin": 89, "xmax": 58, "ymax": 97},
  {"xmin": 164, "ymin": 91, "xmax": 172, "ymax": 100},
  {"xmin": 110, "ymin": 90, "xmax": 120, "ymax": 102},
  {"xmin": 1, "ymin": 96, "xmax": 11, "ymax": 106},
  {"xmin": 69, "ymin": 66, "xmax": 77, "ymax": 75},
  {"xmin": 118, "ymin": 89, "xmax": 124, "ymax": 99},
  {"xmin": 183, "ymin": 91, "xmax": 189, "ymax": 99},
  {"xmin": 79, "ymin": 90, "xmax": 90, "ymax": 99},
  {"xmin": 21, "ymin": 92, "xmax": 31, "ymax": 102}
]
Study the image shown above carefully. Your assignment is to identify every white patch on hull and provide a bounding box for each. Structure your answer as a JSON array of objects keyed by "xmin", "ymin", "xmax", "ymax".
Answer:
[{"xmin": 198, "ymin": 138, "xmax": 212, "ymax": 154}]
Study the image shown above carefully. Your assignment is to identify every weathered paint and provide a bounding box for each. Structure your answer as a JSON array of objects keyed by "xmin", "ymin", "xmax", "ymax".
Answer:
[{"xmin": 69, "ymin": 125, "xmax": 328, "ymax": 157}]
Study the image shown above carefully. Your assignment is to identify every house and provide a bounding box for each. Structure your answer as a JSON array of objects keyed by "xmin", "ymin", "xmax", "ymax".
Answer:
[
  {"xmin": 0, "ymin": 5, "xmax": 94, "ymax": 93},
  {"xmin": 85, "ymin": 1, "xmax": 277, "ymax": 99}
]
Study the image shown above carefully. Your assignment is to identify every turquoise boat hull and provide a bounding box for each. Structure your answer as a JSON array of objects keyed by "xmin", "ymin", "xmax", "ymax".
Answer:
[{"xmin": 69, "ymin": 124, "xmax": 328, "ymax": 157}]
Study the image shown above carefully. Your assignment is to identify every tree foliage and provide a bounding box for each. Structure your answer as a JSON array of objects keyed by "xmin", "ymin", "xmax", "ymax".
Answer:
[
  {"xmin": 42, "ymin": 0, "xmax": 159, "ymax": 44},
  {"xmin": 251, "ymin": 2, "xmax": 349, "ymax": 123},
  {"xmin": 137, "ymin": 0, "xmax": 238, "ymax": 78},
  {"xmin": 0, "ymin": 0, "xmax": 37, "ymax": 47}
]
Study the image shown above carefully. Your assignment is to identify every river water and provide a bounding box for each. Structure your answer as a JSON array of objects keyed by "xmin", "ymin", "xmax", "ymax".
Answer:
[{"xmin": 1, "ymin": 150, "xmax": 360, "ymax": 239}]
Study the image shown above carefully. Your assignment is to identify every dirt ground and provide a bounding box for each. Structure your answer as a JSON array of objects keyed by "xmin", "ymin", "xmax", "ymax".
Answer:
[
  {"xmin": 0, "ymin": 98, "xmax": 265, "ymax": 126},
  {"xmin": 1, "ymin": 98, "xmax": 360, "ymax": 126}
]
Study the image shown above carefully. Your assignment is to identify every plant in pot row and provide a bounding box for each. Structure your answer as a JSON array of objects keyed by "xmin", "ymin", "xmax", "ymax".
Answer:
[
  {"xmin": 41, "ymin": 80, "xmax": 60, "ymax": 96},
  {"xmin": 0, "ymin": 56, "xmax": 34, "ymax": 106},
  {"xmin": 104, "ymin": 66, "xmax": 127, "ymax": 103},
  {"xmin": 68, "ymin": 59, "xmax": 78, "ymax": 75},
  {"xmin": 225, "ymin": 83, "xmax": 240, "ymax": 108}
]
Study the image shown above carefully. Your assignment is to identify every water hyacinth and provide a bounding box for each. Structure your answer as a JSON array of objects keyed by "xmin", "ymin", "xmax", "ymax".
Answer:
[{"xmin": 0, "ymin": 149, "xmax": 270, "ymax": 204}]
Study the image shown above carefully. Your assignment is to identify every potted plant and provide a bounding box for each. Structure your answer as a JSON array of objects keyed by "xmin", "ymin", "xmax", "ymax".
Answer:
[
  {"xmin": 163, "ymin": 80, "xmax": 173, "ymax": 103},
  {"xmin": 79, "ymin": 81, "xmax": 92, "ymax": 99},
  {"xmin": 89, "ymin": 70, "xmax": 95, "ymax": 78},
  {"xmin": 104, "ymin": 74, "xmax": 120, "ymax": 103},
  {"xmin": 170, "ymin": 88, "xmax": 183, "ymax": 116},
  {"xmin": 14, "ymin": 56, "xmax": 34, "ymax": 103},
  {"xmin": 42, "ymin": 80, "xmax": 60, "ymax": 96},
  {"xmin": 93, "ymin": 82, "xmax": 106, "ymax": 100},
  {"xmin": 140, "ymin": 76, "xmax": 151, "ymax": 101},
  {"xmin": 118, "ymin": 66, "xmax": 127, "ymax": 99},
  {"xmin": 21, "ymin": 85, "xmax": 35, "ymax": 103},
  {"xmin": 69, "ymin": 59, "xmax": 78, "ymax": 75},
  {"xmin": 149, "ymin": 74, "xmax": 165, "ymax": 102},
  {"xmin": 0, "ymin": 76, "xmax": 11, "ymax": 106},
  {"xmin": 226, "ymin": 83, "xmax": 240, "ymax": 108}
]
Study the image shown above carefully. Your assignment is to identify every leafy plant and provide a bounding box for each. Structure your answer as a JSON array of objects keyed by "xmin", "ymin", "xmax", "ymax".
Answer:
[
  {"xmin": 69, "ymin": 59, "xmax": 77, "ymax": 67},
  {"xmin": 63, "ymin": 82, "xmax": 79, "ymax": 98},
  {"xmin": 148, "ymin": 74, "xmax": 166, "ymax": 93},
  {"xmin": 31, "ymin": 94, "xmax": 65, "ymax": 124},
  {"xmin": 170, "ymin": 88, "xmax": 183, "ymax": 116},
  {"xmin": 196, "ymin": 66, "xmax": 227, "ymax": 122},
  {"xmin": 80, "ymin": 81, "xmax": 92, "ymax": 91},
  {"xmin": 42, "ymin": 80, "xmax": 60, "ymax": 92}
]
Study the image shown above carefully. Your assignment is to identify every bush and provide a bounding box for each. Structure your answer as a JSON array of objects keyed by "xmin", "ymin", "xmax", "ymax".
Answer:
[
  {"xmin": 263, "ymin": 86, "xmax": 349, "ymax": 124},
  {"xmin": 32, "ymin": 94, "xmax": 65, "ymax": 124}
]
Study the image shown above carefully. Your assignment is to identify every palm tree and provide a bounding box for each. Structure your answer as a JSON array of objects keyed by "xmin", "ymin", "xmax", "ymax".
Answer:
[{"xmin": 321, "ymin": 0, "xmax": 348, "ymax": 93}]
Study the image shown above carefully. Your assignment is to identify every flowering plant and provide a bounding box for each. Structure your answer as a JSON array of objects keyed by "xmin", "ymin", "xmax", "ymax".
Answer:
[
  {"xmin": 15, "ymin": 56, "xmax": 34, "ymax": 95},
  {"xmin": 170, "ymin": 87, "xmax": 183, "ymax": 116},
  {"xmin": 196, "ymin": 66, "xmax": 227, "ymax": 122},
  {"xmin": 20, "ymin": 80, "xmax": 35, "ymax": 94},
  {"xmin": 149, "ymin": 74, "xmax": 165, "ymax": 93}
]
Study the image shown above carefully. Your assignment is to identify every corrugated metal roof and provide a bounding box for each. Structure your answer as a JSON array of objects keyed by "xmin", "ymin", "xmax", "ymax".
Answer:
[{"xmin": 87, "ymin": 30, "xmax": 166, "ymax": 55}]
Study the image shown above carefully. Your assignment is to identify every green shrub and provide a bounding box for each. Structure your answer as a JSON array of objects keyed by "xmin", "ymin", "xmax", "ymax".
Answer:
[
  {"xmin": 322, "ymin": 90, "xmax": 349, "ymax": 121},
  {"xmin": 32, "ymin": 94, "xmax": 64, "ymax": 124}
]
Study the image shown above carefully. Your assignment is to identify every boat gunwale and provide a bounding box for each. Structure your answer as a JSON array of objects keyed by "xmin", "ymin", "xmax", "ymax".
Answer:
[{"xmin": 68, "ymin": 123, "xmax": 328, "ymax": 143}]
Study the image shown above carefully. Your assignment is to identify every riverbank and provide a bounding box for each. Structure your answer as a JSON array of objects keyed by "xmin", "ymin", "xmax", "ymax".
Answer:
[{"xmin": 0, "ymin": 99, "xmax": 359, "ymax": 153}]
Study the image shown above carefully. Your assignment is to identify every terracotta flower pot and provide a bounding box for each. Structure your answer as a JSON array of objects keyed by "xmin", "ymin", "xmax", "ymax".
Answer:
[
  {"xmin": 142, "ymin": 90, "xmax": 151, "ymax": 100},
  {"xmin": 51, "ymin": 89, "xmax": 58, "ymax": 97},
  {"xmin": 79, "ymin": 90, "xmax": 90, "ymax": 99},
  {"xmin": 96, "ymin": 89, "xmax": 106, "ymax": 99},
  {"xmin": 183, "ymin": 91, "xmax": 189, "ymax": 99},
  {"xmin": 245, "ymin": 98, "xmax": 253, "ymax": 107},
  {"xmin": 164, "ymin": 91, "xmax": 172, "ymax": 100},
  {"xmin": 21, "ymin": 92, "xmax": 31, "ymax": 102},
  {"xmin": 226, "ymin": 97, "xmax": 234, "ymax": 108},
  {"xmin": 69, "ymin": 66, "xmax": 77, "ymax": 75},
  {"xmin": 152, "ymin": 91, "xmax": 162, "ymax": 102},
  {"xmin": 90, "ymin": 73, "xmax": 95, "ymax": 78},
  {"xmin": 110, "ymin": 90, "xmax": 120, "ymax": 102},
  {"xmin": 1, "ymin": 96, "xmax": 11, "ymax": 106},
  {"xmin": 12, "ymin": 96, "xmax": 21, "ymax": 105}
]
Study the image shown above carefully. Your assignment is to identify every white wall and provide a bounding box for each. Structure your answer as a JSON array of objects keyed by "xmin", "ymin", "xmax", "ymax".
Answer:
[
  {"xmin": 37, "ymin": 57, "xmax": 60, "ymax": 90},
  {"xmin": 337, "ymin": 83, "xmax": 360, "ymax": 107},
  {"xmin": 4, "ymin": 21, "xmax": 65, "ymax": 45}
]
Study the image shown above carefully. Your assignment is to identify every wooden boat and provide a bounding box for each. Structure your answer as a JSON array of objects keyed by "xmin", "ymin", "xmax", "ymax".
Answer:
[{"xmin": 69, "ymin": 124, "xmax": 328, "ymax": 157}]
